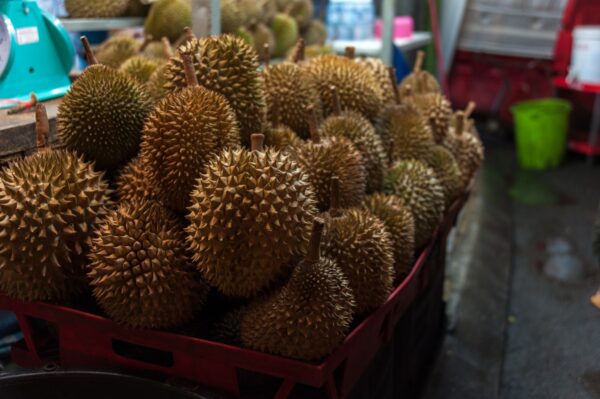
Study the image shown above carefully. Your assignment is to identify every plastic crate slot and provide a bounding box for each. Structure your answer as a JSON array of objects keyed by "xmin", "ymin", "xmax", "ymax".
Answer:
[
  {"xmin": 25, "ymin": 316, "xmax": 59, "ymax": 361},
  {"xmin": 111, "ymin": 338, "xmax": 173, "ymax": 368}
]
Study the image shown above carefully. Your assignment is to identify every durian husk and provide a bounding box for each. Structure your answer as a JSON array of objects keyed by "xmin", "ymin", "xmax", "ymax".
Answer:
[
  {"xmin": 271, "ymin": 13, "xmax": 299, "ymax": 57},
  {"xmin": 384, "ymin": 160, "xmax": 446, "ymax": 250},
  {"xmin": 144, "ymin": 0, "xmax": 191, "ymax": 42},
  {"xmin": 322, "ymin": 208, "xmax": 395, "ymax": 315},
  {"xmin": 58, "ymin": 65, "xmax": 152, "ymax": 170},
  {"xmin": 88, "ymin": 200, "xmax": 207, "ymax": 329},
  {"xmin": 125, "ymin": 0, "xmax": 149, "ymax": 16},
  {"xmin": 141, "ymin": 41, "xmax": 170, "ymax": 61},
  {"xmin": 119, "ymin": 55, "xmax": 160, "ymax": 84},
  {"xmin": 363, "ymin": 193, "xmax": 415, "ymax": 279},
  {"xmin": 291, "ymin": 136, "xmax": 366, "ymax": 212},
  {"xmin": 95, "ymin": 35, "xmax": 140, "ymax": 68},
  {"xmin": 210, "ymin": 308, "xmax": 245, "ymax": 346},
  {"xmin": 115, "ymin": 157, "xmax": 157, "ymax": 204},
  {"xmin": 145, "ymin": 63, "xmax": 169, "ymax": 103},
  {"xmin": 140, "ymin": 85, "xmax": 241, "ymax": 213},
  {"xmin": 303, "ymin": 20, "xmax": 327, "ymax": 46},
  {"xmin": 420, "ymin": 145, "xmax": 463, "ymax": 208},
  {"xmin": 0, "ymin": 150, "xmax": 111, "ymax": 302},
  {"xmin": 442, "ymin": 114, "xmax": 484, "ymax": 188},
  {"xmin": 406, "ymin": 93, "xmax": 452, "ymax": 144},
  {"xmin": 263, "ymin": 124, "xmax": 304, "ymax": 151},
  {"xmin": 186, "ymin": 147, "xmax": 318, "ymax": 298},
  {"xmin": 355, "ymin": 57, "xmax": 396, "ymax": 105},
  {"xmin": 304, "ymin": 55, "xmax": 384, "ymax": 122},
  {"xmin": 221, "ymin": 0, "xmax": 243, "ymax": 33},
  {"xmin": 263, "ymin": 62, "xmax": 322, "ymax": 139},
  {"xmin": 252, "ymin": 24, "xmax": 275, "ymax": 61},
  {"xmin": 286, "ymin": 0, "xmax": 314, "ymax": 29},
  {"xmin": 320, "ymin": 111, "xmax": 387, "ymax": 193},
  {"xmin": 65, "ymin": 0, "xmax": 129, "ymax": 18},
  {"xmin": 164, "ymin": 35, "xmax": 266, "ymax": 146}
]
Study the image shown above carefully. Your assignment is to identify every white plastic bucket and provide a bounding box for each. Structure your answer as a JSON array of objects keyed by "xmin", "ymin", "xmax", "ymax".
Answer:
[{"xmin": 570, "ymin": 26, "xmax": 600, "ymax": 84}]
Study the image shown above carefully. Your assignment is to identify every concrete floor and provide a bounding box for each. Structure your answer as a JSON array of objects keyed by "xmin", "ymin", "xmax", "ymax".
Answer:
[{"xmin": 423, "ymin": 136, "xmax": 600, "ymax": 399}]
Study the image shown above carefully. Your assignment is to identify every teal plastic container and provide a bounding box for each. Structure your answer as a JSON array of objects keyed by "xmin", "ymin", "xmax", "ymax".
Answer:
[{"xmin": 511, "ymin": 98, "xmax": 572, "ymax": 170}]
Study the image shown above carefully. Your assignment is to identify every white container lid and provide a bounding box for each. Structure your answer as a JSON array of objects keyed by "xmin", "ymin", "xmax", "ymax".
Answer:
[{"xmin": 573, "ymin": 26, "xmax": 600, "ymax": 39}]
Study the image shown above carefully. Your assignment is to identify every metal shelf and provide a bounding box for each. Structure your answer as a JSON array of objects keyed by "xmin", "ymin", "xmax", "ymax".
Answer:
[
  {"xmin": 331, "ymin": 32, "xmax": 432, "ymax": 58},
  {"xmin": 59, "ymin": 18, "xmax": 144, "ymax": 32}
]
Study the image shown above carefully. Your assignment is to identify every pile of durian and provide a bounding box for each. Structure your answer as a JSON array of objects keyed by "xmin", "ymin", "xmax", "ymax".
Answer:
[{"xmin": 0, "ymin": 33, "xmax": 483, "ymax": 362}]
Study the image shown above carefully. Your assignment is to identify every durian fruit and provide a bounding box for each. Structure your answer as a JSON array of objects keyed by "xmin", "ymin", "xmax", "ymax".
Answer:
[
  {"xmin": 271, "ymin": 13, "xmax": 299, "ymax": 57},
  {"xmin": 95, "ymin": 35, "xmax": 140, "ymax": 68},
  {"xmin": 236, "ymin": 26, "xmax": 254, "ymax": 46},
  {"xmin": 421, "ymin": 145, "xmax": 463, "ymax": 208},
  {"xmin": 443, "ymin": 112, "xmax": 484, "ymax": 189},
  {"xmin": 221, "ymin": 0, "xmax": 243, "ymax": 34},
  {"xmin": 141, "ymin": 37, "xmax": 172, "ymax": 61},
  {"xmin": 210, "ymin": 308, "xmax": 244, "ymax": 346},
  {"xmin": 144, "ymin": 38, "xmax": 172, "ymax": 102},
  {"xmin": 384, "ymin": 160, "xmax": 445, "ymax": 250},
  {"xmin": 399, "ymin": 50, "xmax": 441, "ymax": 97},
  {"xmin": 363, "ymin": 193, "xmax": 415, "ymax": 279},
  {"xmin": 115, "ymin": 157, "xmax": 157, "ymax": 203},
  {"xmin": 240, "ymin": 218, "xmax": 354, "ymax": 361},
  {"xmin": 0, "ymin": 105, "xmax": 111, "ymax": 302},
  {"xmin": 373, "ymin": 67, "xmax": 402, "ymax": 160},
  {"xmin": 406, "ymin": 93, "xmax": 452, "ymax": 144},
  {"xmin": 322, "ymin": 179, "xmax": 395, "ymax": 315},
  {"xmin": 65, "ymin": 0, "xmax": 128, "ymax": 18},
  {"xmin": 58, "ymin": 38, "xmax": 152, "ymax": 170},
  {"xmin": 355, "ymin": 57, "xmax": 396, "ymax": 105},
  {"xmin": 304, "ymin": 54, "xmax": 383, "ymax": 122},
  {"xmin": 141, "ymin": 54, "xmax": 241, "ymax": 213},
  {"xmin": 303, "ymin": 44, "xmax": 334, "ymax": 59},
  {"xmin": 263, "ymin": 96, "xmax": 304, "ymax": 151},
  {"xmin": 291, "ymin": 108, "xmax": 366, "ymax": 211},
  {"xmin": 303, "ymin": 20, "xmax": 327, "ymax": 46},
  {"xmin": 252, "ymin": 24, "xmax": 276, "ymax": 61},
  {"xmin": 164, "ymin": 34, "xmax": 266, "ymax": 146},
  {"xmin": 186, "ymin": 134, "xmax": 318, "ymax": 298},
  {"xmin": 144, "ymin": 0, "xmax": 191, "ymax": 43},
  {"xmin": 119, "ymin": 55, "xmax": 160, "ymax": 84},
  {"xmin": 385, "ymin": 101, "xmax": 436, "ymax": 163},
  {"xmin": 88, "ymin": 200, "xmax": 207, "ymax": 329},
  {"xmin": 286, "ymin": 0, "xmax": 314, "ymax": 29},
  {"xmin": 125, "ymin": 0, "xmax": 149, "ymax": 16},
  {"xmin": 239, "ymin": 0, "xmax": 263, "ymax": 27},
  {"xmin": 319, "ymin": 86, "xmax": 386, "ymax": 193},
  {"xmin": 262, "ymin": 55, "xmax": 321, "ymax": 139}
]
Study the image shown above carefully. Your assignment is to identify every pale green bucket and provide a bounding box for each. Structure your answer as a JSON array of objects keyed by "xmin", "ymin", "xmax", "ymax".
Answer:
[{"xmin": 511, "ymin": 98, "xmax": 572, "ymax": 170}]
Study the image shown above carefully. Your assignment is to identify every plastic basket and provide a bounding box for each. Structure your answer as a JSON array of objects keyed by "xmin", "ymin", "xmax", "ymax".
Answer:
[{"xmin": 511, "ymin": 98, "xmax": 571, "ymax": 170}]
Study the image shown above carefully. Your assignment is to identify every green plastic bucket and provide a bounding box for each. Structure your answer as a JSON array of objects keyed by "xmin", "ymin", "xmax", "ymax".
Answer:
[{"xmin": 511, "ymin": 98, "xmax": 571, "ymax": 170}]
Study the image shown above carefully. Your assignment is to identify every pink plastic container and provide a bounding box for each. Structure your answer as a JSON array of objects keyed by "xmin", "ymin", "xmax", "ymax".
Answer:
[{"xmin": 374, "ymin": 17, "xmax": 414, "ymax": 39}]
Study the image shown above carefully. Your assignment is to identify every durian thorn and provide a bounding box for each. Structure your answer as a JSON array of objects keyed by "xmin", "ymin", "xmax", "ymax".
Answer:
[
  {"xmin": 414, "ymin": 50, "xmax": 425, "ymax": 73},
  {"xmin": 80, "ymin": 36, "xmax": 98, "ymax": 66},
  {"xmin": 455, "ymin": 111, "xmax": 465, "ymax": 136},
  {"xmin": 306, "ymin": 218, "xmax": 325, "ymax": 263},
  {"xmin": 180, "ymin": 53, "xmax": 199, "ymax": 87},
  {"xmin": 263, "ymin": 43, "xmax": 271, "ymax": 68},
  {"xmin": 329, "ymin": 176, "xmax": 342, "ymax": 217},
  {"xmin": 161, "ymin": 37, "xmax": 173, "ymax": 58},
  {"xmin": 140, "ymin": 35, "xmax": 153, "ymax": 52},
  {"xmin": 388, "ymin": 67, "xmax": 401, "ymax": 105},
  {"xmin": 344, "ymin": 46, "xmax": 355, "ymax": 60},
  {"xmin": 251, "ymin": 134, "xmax": 265, "ymax": 151},
  {"xmin": 307, "ymin": 105, "xmax": 320, "ymax": 143},
  {"xmin": 403, "ymin": 84, "xmax": 413, "ymax": 99},
  {"xmin": 465, "ymin": 101, "xmax": 477, "ymax": 119},
  {"xmin": 330, "ymin": 85, "xmax": 342, "ymax": 115},
  {"xmin": 290, "ymin": 39, "xmax": 305, "ymax": 63},
  {"xmin": 35, "ymin": 103, "xmax": 50, "ymax": 151}
]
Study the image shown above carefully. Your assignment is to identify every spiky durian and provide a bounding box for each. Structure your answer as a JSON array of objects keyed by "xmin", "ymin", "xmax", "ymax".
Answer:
[
  {"xmin": 363, "ymin": 193, "xmax": 415, "ymax": 279},
  {"xmin": 115, "ymin": 157, "xmax": 157, "ymax": 203},
  {"xmin": 95, "ymin": 35, "xmax": 140, "ymax": 68},
  {"xmin": 141, "ymin": 54, "xmax": 241, "ymax": 213},
  {"xmin": 443, "ymin": 112, "xmax": 484, "ymax": 189},
  {"xmin": 144, "ymin": 0, "xmax": 191, "ymax": 42},
  {"xmin": 141, "ymin": 40, "xmax": 171, "ymax": 61},
  {"xmin": 384, "ymin": 102, "xmax": 436, "ymax": 163},
  {"xmin": 186, "ymin": 134, "xmax": 318, "ymax": 298},
  {"xmin": 236, "ymin": 26, "xmax": 254, "ymax": 46},
  {"xmin": 238, "ymin": 0, "xmax": 262, "ymax": 26},
  {"xmin": 319, "ymin": 90, "xmax": 386, "ymax": 193},
  {"xmin": 210, "ymin": 308, "xmax": 244, "ymax": 346},
  {"xmin": 221, "ymin": 0, "xmax": 243, "ymax": 33},
  {"xmin": 304, "ymin": 54, "xmax": 383, "ymax": 122},
  {"xmin": 271, "ymin": 13, "xmax": 299, "ymax": 57},
  {"xmin": 355, "ymin": 57, "xmax": 396, "ymax": 105},
  {"xmin": 164, "ymin": 34, "xmax": 266, "ymax": 146},
  {"xmin": 286, "ymin": 0, "xmax": 313, "ymax": 29},
  {"xmin": 263, "ymin": 61, "xmax": 321, "ymax": 139},
  {"xmin": 0, "ymin": 105, "xmax": 111, "ymax": 302},
  {"xmin": 252, "ymin": 24, "xmax": 275, "ymax": 61},
  {"xmin": 264, "ymin": 124, "xmax": 304, "ymax": 151},
  {"xmin": 240, "ymin": 219, "xmax": 354, "ymax": 361},
  {"xmin": 421, "ymin": 145, "xmax": 463, "ymax": 207},
  {"xmin": 399, "ymin": 51, "xmax": 441, "ymax": 97},
  {"xmin": 58, "ymin": 41, "xmax": 152, "ymax": 170},
  {"xmin": 119, "ymin": 55, "xmax": 160, "ymax": 84},
  {"xmin": 303, "ymin": 20, "xmax": 327, "ymax": 46},
  {"xmin": 125, "ymin": 0, "xmax": 149, "ymax": 16},
  {"xmin": 384, "ymin": 160, "xmax": 445, "ymax": 250},
  {"xmin": 303, "ymin": 44, "xmax": 334, "ymax": 59},
  {"xmin": 65, "ymin": 0, "xmax": 128, "ymax": 18},
  {"xmin": 406, "ymin": 93, "xmax": 452, "ymax": 143},
  {"xmin": 88, "ymin": 200, "xmax": 207, "ymax": 329},
  {"xmin": 322, "ymin": 180, "xmax": 395, "ymax": 315}
]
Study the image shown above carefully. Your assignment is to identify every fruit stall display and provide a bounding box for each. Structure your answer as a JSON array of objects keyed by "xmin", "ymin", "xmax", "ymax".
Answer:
[{"xmin": 0, "ymin": 30, "xmax": 483, "ymax": 398}]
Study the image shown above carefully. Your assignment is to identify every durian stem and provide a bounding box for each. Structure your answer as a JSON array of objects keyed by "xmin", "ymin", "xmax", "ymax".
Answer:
[
  {"xmin": 80, "ymin": 36, "xmax": 98, "ymax": 65},
  {"xmin": 465, "ymin": 101, "xmax": 476, "ymax": 119},
  {"xmin": 306, "ymin": 218, "xmax": 325, "ymax": 263},
  {"xmin": 180, "ymin": 53, "xmax": 199, "ymax": 87},
  {"xmin": 251, "ymin": 133, "xmax": 265, "ymax": 151},
  {"xmin": 174, "ymin": 27, "xmax": 195, "ymax": 48},
  {"xmin": 455, "ymin": 111, "xmax": 465, "ymax": 136},
  {"xmin": 329, "ymin": 176, "xmax": 342, "ymax": 217},
  {"xmin": 264, "ymin": 44, "xmax": 271, "ymax": 68},
  {"xmin": 162, "ymin": 37, "xmax": 173, "ymax": 58},
  {"xmin": 290, "ymin": 39, "xmax": 305, "ymax": 63},
  {"xmin": 35, "ymin": 103, "xmax": 49, "ymax": 151},
  {"xmin": 140, "ymin": 35, "xmax": 152, "ymax": 52},
  {"xmin": 388, "ymin": 67, "xmax": 401, "ymax": 105},
  {"xmin": 307, "ymin": 105, "xmax": 320, "ymax": 143},
  {"xmin": 344, "ymin": 46, "xmax": 355, "ymax": 60},
  {"xmin": 414, "ymin": 50, "xmax": 425, "ymax": 73},
  {"xmin": 330, "ymin": 85, "xmax": 341, "ymax": 115}
]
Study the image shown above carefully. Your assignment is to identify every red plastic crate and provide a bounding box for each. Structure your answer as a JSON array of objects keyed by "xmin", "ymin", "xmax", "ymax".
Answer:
[{"xmin": 0, "ymin": 193, "xmax": 471, "ymax": 399}]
